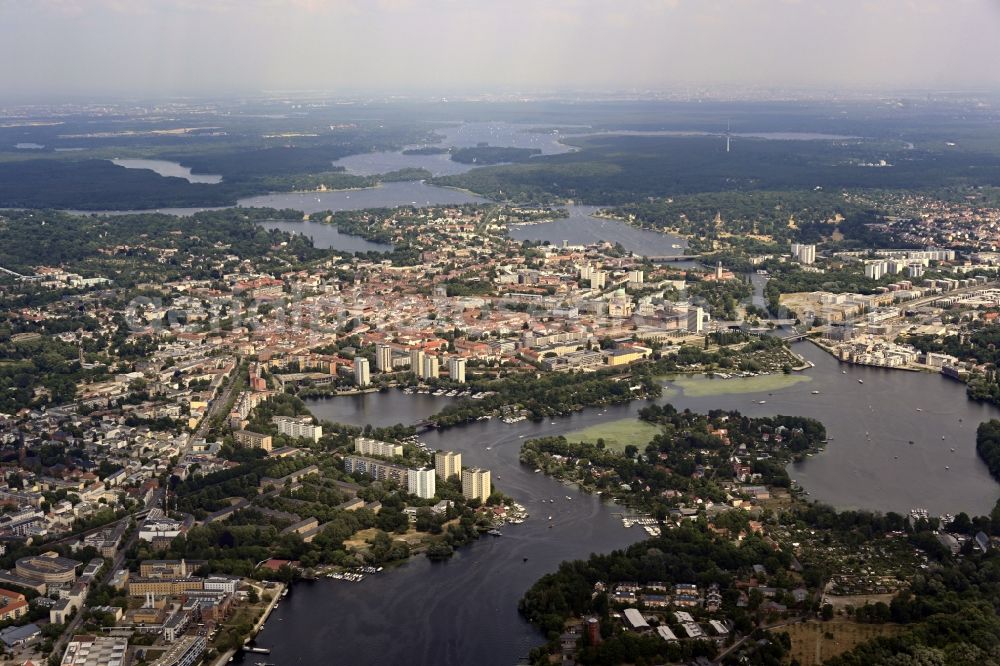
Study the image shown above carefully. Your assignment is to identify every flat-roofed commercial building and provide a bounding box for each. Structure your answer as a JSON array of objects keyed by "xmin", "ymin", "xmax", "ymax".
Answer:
[
  {"xmin": 61, "ymin": 635, "xmax": 128, "ymax": 666},
  {"xmin": 16, "ymin": 553, "xmax": 80, "ymax": 585},
  {"xmin": 149, "ymin": 635, "xmax": 206, "ymax": 666},
  {"xmin": 127, "ymin": 577, "xmax": 204, "ymax": 597}
]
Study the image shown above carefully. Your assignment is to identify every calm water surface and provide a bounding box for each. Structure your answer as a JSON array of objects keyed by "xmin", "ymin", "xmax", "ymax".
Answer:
[
  {"xmin": 508, "ymin": 205, "xmax": 689, "ymax": 256},
  {"xmin": 305, "ymin": 391, "xmax": 452, "ymax": 427},
  {"xmin": 250, "ymin": 408, "xmax": 646, "ymax": 666},
  {"xmin": 256, "ymin": 219, "xmax": 393, "ymax": 253},
  {"xmin": 250, "ymin": 342, "xmax": 1000, "ymax": 666},
  {"xmin": 333, "ymin": 121, "xmax": 571, "ymax": 177},
  {"xmin": 110, "ymin": 158, "xmax": 223, "ymax": 183}
]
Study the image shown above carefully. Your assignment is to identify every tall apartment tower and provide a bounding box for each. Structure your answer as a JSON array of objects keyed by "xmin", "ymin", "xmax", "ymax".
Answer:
[
  {"xmin": 354, "ymin": 357, "xmax": 370, "ymax": 387},
  {"xmin": 376, "ymin": 344, "xmax": 393, "ymax": 372},
  {"xmin": 407, "ymin": 468, "xmax": 436, "ymax": 499},
  {"xmin": 687, "ymin": 306, "xmax": 705, "ymax": 334},
  {"xmin": 448, "ymin": 357, "xmax": 466, "ymax": 383},
  {"xmin": 461, "ymin": 467, "xmax": 491, "ymax": 502},
  {"xmin": 410, "ymin": 349, "xmax": 425, "ymax": 377},
  {"xmin": 422, "ymin": 355, "xmax": 439, "ymax": 380},
  {"xmin": 791, "ymin": 243, "xmax": 816, "ymax": 265},
  {"xmin": 435, "ymin": 451, "xmax": 462, "ymax": 480}
]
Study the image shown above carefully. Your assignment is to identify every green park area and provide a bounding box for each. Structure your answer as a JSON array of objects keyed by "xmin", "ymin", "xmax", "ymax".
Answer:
[{"xmin": 562, "ymin": 418, "xmax": 663, "ymax": 453}]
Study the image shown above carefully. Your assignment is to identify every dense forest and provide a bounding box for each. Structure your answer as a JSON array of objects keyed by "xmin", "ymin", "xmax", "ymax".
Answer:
[
  {"xmin": 432, "ymin": 134, "xmax": 1000, "ymax": 205},
  {"xmin": 976, "ymin": 420, "xmax": 1000, "ymax": 482},
  {"xmin": 0, "ymin": 208, "xmax": 327, "ymax": 277},
  {"xmin": 609, "ymin": 190, "xmax": 859, "ymax": 245},
  {"xmin": 430, "ymin": 368, "xmax": 662, "ymax": 426}
]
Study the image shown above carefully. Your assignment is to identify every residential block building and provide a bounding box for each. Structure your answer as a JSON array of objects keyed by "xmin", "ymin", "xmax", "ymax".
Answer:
[
  {"xmin": 435, "ymin": 451, "xmax": 461, "ymax": 480},
  {"xmin": 461, "ymin": 467, "xmax": 491, "ymax": 502}
]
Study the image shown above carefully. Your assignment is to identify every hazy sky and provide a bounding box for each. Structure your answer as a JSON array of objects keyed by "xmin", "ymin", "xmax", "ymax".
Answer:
[{"xmin": 3, "ymin": 0, "xmax": 1000, "ymax": 98}]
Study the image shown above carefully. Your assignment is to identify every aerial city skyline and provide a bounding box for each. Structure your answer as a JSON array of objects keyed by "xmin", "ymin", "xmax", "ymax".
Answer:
[{"xmin": 1, "ymin": 1, "xmax": 999, "ymax": 665}]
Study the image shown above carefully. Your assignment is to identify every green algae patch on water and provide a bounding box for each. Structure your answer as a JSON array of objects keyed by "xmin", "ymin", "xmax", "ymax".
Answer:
[{"xmin": 669, "ymin": 373, "xmax": 812, "ymax": 397}]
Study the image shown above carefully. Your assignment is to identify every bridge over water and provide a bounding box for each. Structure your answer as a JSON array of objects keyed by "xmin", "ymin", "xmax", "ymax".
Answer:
[{"xmin": 646, "ymin": 255, "xmax": 702, "ymax": 263}]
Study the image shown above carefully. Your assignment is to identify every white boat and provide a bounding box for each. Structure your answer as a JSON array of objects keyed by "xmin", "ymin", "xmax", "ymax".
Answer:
[
  {"xmin": 758, "ymin": 400, "xmax": 766, "ymax": 404},
  {"xmin": 811, "ymin": 390, "xmax": 820, "ymax": 395},
  {"xmin": 548, "ymin": 516, "xmax": 553, "ymax": 520},
  {"xmin": 858, "ymin": 379, "xmax": 864, "ymax": 384}
]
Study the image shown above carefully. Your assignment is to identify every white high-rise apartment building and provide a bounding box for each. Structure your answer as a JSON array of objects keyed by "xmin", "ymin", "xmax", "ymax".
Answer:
[
  {"xmin": 354, "ymin": 357, "xmax": 371, "ymax": 387},
  {"xmin": 422, "ymin": 355, "xmax": 439, "ymax": 380},
  {"xmin": 407, "ymin": 468, "xmax": 436, "ymax": 499},
  {"xmin": 410, "ymin": 349, "xmax": 425, "ymax": 377},
  {"xmin": 791, "ymin": 243, "xmax": 816, "ymax": 265},
  {"xmin": 448, "ymin": 357, "xmax": 466, "ymax": 383},
  {"xmin": 865, "ymin": 261, "xmax": 886, "ymax": 281},
  {"xmin": 376, "ymin": 344, "xmax": 393, "ymax": 372}
]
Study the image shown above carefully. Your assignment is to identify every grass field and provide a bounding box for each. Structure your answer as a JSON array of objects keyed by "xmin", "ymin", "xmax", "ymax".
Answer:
[
  {"xmin": 780, "ymin": 620, "xmax": 902, "ymax": 665},
  {"xmin": 562, "ymin": 418, "xmax": 662, "ymax": 452},
  {"xmin": 666, "ymin": 373, "xmax": 812, "ymax": 397}
]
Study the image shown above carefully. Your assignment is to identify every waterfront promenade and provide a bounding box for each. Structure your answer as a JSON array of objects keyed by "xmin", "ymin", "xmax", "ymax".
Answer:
[{"xmin": 211, "ymin": 581, "xmax": 286, "ymax": 666}]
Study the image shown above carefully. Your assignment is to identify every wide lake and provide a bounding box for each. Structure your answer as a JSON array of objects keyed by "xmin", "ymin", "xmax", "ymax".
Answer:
[
  {"xmin": 332, "ymin": 121, "xmax": 572, "ymax": 177},
  {"xmin": 508, "ymin": 205, "xmax": 689, "ymax": 256},
  {"xmin": 110, "ymin": 158, "xmax": 223, "ymax": 183}
]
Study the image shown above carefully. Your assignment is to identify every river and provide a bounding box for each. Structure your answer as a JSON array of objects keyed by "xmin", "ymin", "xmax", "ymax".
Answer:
[
  {"xmin": 245, "ymin": 341, "xmax": 999, "ymax": 666},
  {"xmin": 249, "ymin": 408, "xmax": 645, "ymax": 666}
]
